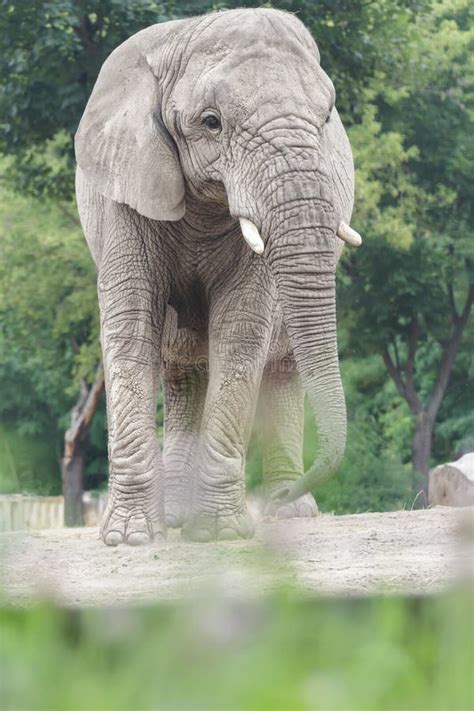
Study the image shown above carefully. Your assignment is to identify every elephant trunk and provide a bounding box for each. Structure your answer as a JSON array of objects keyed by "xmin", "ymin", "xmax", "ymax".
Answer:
[{"xmin": 263, "ymin": 184, "xmax": 346, "ymax": 502}]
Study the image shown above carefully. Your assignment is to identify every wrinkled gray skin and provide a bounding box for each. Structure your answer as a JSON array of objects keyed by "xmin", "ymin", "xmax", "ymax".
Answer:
[{"xmin": 75, "ymin": 8, "xmax": 354, "ymax": 545}]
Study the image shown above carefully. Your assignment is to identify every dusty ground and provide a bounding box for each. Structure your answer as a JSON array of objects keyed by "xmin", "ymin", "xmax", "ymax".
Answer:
[{"xmin": 1, "ymin": 507, "xmax": 473, "ymax": 607}]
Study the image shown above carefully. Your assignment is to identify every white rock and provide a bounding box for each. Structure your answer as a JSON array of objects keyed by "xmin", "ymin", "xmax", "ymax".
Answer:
[{"xmin": 429, "ymin": 452, "xmax": 474, "ymax": 507}]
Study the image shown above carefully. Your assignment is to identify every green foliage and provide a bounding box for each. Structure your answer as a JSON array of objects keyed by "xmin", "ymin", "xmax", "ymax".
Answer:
[
  {"xmin": 0, "ymin": 424, "xmax": 60, "ymax": 495},
  {"xmin": 0, "ymin": 173, "xmax": 100, "ymax": 492},
  {"xmin": 434, "ymin": 343, "xmax": 474, "ymax": 459},
  {"xmin": 0, "ymin": 173, "xmax": 99, "ymax": 388},
  {"xmin": 1, "ymin": 591, "xmax": 472, "ymax": 710},
  {"xmin": 314, "ymin": 358, "xmax": 413, "ymax": 512}
]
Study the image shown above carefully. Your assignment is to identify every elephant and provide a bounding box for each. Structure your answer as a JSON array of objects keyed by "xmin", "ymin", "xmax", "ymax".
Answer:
[{"xmin": 75, "ymin": 8, "xmax": 361, "ymax": 546}]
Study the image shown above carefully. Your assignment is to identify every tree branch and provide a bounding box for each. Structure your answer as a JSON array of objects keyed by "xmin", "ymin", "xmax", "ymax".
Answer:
[
  {"xmin": 74, "ymin": 13, "xmax": 97, "ymax": 53},
  {"xmin": 427, "ymin": 283, "xmax": 473, "ymax": 420},
  {"xmin": 383, "ymin": 347, "xmax": 422, "ymax": 415},
  {"xmin": 447, "ymin": 282, "xmax": 459, "ymax": 322},
  {"xmin": 70, "ymin": 336, "xmax": 80, "ymax": 355},
  {"xmin": 63, "ymin": 365, "xmax": 105, "ymax": 463},
  {"xmin": 393, "ymin": 338, "xmax": 401, "ymax": 375},
  {"xmin": 406, "ymin": 317, "xmax": 419, "ymax": 388},
  {"xmin": 340, "ymin": 252, "xmax": 361, "ymax": 281},
  {"xmin": 460, "ymin": 280, "xmax": 474, "ymax": 323}
]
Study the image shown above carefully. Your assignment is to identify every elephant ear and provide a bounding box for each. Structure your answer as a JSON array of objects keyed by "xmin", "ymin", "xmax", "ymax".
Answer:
[
  {"xmin": 325, "ymin": 108, "xmax": 354, "ymax": 224},
  {"xmin": 75, "ymin": 30, "xmax": 185, "ymax": 221}
]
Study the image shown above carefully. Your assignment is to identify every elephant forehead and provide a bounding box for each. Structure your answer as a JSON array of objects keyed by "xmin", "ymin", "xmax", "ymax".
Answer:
[
  {"xmin": 190, "ymin": 8, "xmax": 318, "ymax": 56},
  {"xmin": 214, "ymin": 55, "xmax": 329, "ymax": 119}
]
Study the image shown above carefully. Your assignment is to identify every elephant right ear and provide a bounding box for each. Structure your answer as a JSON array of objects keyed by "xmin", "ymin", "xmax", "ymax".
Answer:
[{"xmin": 75, "ymin": 31, "xmax": 185, "ymax": 221}]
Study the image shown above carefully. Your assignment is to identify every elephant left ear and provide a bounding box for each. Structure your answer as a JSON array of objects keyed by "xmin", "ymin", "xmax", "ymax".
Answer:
[
  {"xmin": 325, "ymin": 107, "xmax": 355, "ymax": 224},
  {"xmin": 75, "ymin": 25, "xmax": 185, "ymax": 221}
]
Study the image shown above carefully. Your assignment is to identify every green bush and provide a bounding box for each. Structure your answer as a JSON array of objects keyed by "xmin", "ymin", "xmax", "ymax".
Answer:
[
  {"xmin": 1, "ymin": 591, "xmax": 472, "ymax": 711},
  {"xmin": 0, "ymin": 425, "xmax": 60, "ymax": 495}
]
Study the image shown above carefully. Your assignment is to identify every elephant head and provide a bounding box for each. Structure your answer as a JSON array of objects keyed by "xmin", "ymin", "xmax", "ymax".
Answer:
[{"xmin": 75, "ymin": 9, "xmax": 362, "ymax": 502}]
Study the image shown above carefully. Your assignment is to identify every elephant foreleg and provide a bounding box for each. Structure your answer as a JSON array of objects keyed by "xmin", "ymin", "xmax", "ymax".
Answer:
[
  {"xmin": 98, "ymin": 209, "xmax": 168, "ymax": 546},
  {"xmin": 261, "ymin": 368, "xmax": 318, "ymax": 518},
  {"xmin": 182, "ymin": 272, "xmax": 273, "ymax": 542}
]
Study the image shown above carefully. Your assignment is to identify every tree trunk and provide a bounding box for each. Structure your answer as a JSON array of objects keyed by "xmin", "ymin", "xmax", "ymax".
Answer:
[
  {"xmin": 62, "ymin": 366, "xmax": 104, "ymax": 527},
  {"xmin": 61, "ymin": 442, "xmax": 85, "ymax": 526},
  {"xmin": 411, "ymin": 410, "xmax": 434, "ymax": 493}
]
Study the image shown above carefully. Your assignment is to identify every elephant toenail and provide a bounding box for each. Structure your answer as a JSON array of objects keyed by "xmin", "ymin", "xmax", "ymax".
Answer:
[
  {"xmin": 196, "ymin": 532, "xmax": 209, "ymax": 542},
  {"xmin": 165, "ymin": 513, "xmax": 181, "ymax": 529},
  {"xmin": 217, "ymin": 527, "xmax": 238, "ymax": 541},
  {"xmin": 127, "ymin": 531, "xmax": 150, "ymax": 546},
  {"xmin": 104, "ymin": 530, "xmax": 123, "ymax": 546},
  {"xmin": 188, "ymin": 528, "xmax": 211, "ymax": 542}
]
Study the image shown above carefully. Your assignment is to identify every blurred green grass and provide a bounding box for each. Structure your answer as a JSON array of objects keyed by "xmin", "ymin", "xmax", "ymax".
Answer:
[{"xmin": 1, "ymin": 591, "xmax": 473, "ymax": 711}]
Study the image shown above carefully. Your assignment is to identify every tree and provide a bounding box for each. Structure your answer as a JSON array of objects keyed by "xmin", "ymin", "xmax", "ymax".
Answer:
[
  {"xmin": 341, "ymin": 0, "xmax": 473, "ymax": 488},
  {"xmin": 341, "ymin": 238, "xmax": 472, "ymax": 487},
  {"xmin": 61, "ymin": 365, "xmax": 104, "ymax": 524}
]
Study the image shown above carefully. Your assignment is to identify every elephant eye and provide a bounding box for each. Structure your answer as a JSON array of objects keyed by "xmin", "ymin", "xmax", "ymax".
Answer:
[
  {"xmin": 202, "ymin": 112, "xmax": 221, "ymax": 132},
  {"xmin": 325, "ymin": 110, "xmax": 332, "ymax": 124}
]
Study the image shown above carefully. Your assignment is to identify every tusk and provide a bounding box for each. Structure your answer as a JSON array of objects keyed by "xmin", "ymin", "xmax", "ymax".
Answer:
[
  {"xmin": 239, "ymin": 217, "xmax": 264, "ymax": 254},
  {"xmin": 337, "ymin": 222, "xmax": 362, "ymax": 247}
]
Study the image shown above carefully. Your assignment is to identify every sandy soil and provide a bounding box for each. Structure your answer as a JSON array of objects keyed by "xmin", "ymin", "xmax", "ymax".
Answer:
[{"xmin": 1, "ymin": 507, "xmax": 473, "ymax": 607}]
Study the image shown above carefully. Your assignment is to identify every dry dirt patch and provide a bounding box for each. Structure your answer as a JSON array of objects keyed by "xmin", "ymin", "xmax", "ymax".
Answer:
[{"xmin": 1, "ymin": 507, "xmax": 472, "ymax": 607}]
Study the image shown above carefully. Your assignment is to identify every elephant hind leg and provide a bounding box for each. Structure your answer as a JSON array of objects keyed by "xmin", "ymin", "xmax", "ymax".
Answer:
[
  {"xmin": 260, "ymin": 366, "xmax": 318, "ymax": 519},
  {"xmin": 162, "ymin": 361, "xmax": 208, "ymax": 528}
]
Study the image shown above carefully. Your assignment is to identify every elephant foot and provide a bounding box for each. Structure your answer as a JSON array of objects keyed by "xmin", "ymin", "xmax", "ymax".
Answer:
[
  {"xmin": 181, "ymin": 507, "xmax": 255, "ymax": 543},
  {"xmin": 263, "ymin": 489, "xmax": 318, "ymax": 520},
  {"xmin": 165, "ymin": 500, "xmax": 189, "ymax": 529},
  {"xmin": 100, "ymin": 499, "xmax": 166, "ymax": 547},
  {"xmin": 164, "ymin": 478, "xmax": 191, "ymax": 528}
]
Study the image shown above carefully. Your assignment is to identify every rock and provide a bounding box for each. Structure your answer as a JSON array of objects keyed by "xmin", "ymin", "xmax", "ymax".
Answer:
[{"xmin": 429, "ymin": 453, "xmax": 474, "ymax": 507}]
